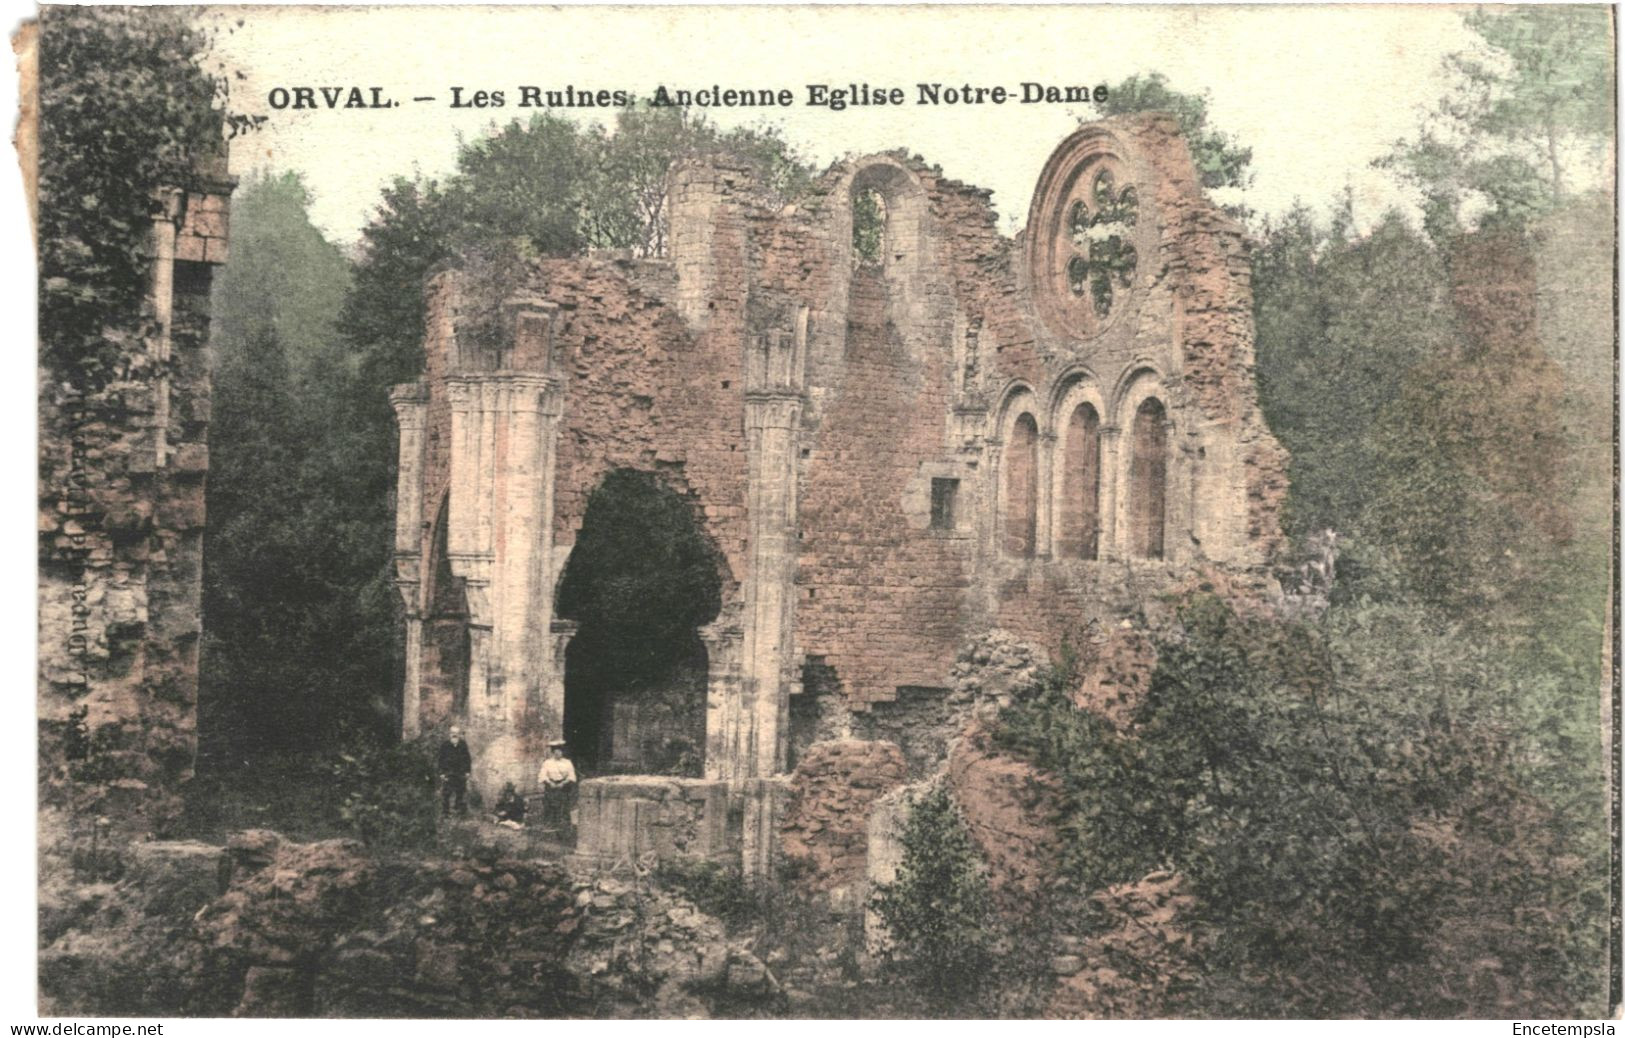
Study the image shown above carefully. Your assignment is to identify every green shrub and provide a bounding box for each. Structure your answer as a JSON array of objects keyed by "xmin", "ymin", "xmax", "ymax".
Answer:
[
  {"xmin": 869, "ymin": 784, "xmax": 994, "ymax": 995},
  {"xmin": 328, "ymin": 735, "xmax": 439, "ymax": 849},
  {"xmin": 996, "ymin": 593, "xmax": 1606, "ymax": 1017}
]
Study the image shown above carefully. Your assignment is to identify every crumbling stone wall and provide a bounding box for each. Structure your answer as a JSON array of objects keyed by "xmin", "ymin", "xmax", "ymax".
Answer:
[
  {"xmin": 778, "ymin": 739, "xmax": 906, "ymax": 893},
  {"xmin": 391, "ymin": 115, "xmax": 1287, "ymax": 869},
  {"xmin": 40, "ymin": 830, "xmax": 781, "ymax": 1018},
  {"xmin": 38, "ymin": 168, "xmax": 233, "ymax": 836},
  {"xmin": 945, "ymin": 721, "xmax": 1067, "ymax": 912}
]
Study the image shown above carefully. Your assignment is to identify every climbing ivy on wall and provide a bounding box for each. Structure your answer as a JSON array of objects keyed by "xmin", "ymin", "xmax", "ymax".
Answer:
[{"xmin": 37, "ymin": 7, "xmax": 253, "ymax": 390}]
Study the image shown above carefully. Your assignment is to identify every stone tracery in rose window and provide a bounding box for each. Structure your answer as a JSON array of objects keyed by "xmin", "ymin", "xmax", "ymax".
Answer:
[{"xmin": 1063, "ymin": 169, "xmax": 1139, "ymax": 318}]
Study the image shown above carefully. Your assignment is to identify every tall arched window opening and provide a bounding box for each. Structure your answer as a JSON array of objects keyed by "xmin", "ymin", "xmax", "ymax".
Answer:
[
  {"xmin": 1060, "ymin": 403, "xmax": 1101, "ymax": 559},
  {"xmin": 852, "ymin": 186, "xmax": 888, "ymax": 266},
  {"xmin": 1004, "ymin": 412, "xmax": 1039, "ymax": 558},
  {"xmin": 1129, "ymin": 398, "xmax": 1167, "ymax": 559}
]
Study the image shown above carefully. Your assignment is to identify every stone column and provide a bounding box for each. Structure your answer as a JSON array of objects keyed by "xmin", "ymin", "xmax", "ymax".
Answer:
[
  {"xmin": 148, "ymin": 188, "xmax": 185, "ymax": 469},
  {"xmin": 446, "ymin": 375, "xmax": 495, "ymax": 721},
  {"xmin": 545, "ymin": 619, "xmax": 578, "ymax": 755},
  {"xmin": 1099, "ymin": 424, "xmax": 1122, "ymax": 559},
  {"xmin": 1035, "ymin": 430, "xmax": 1057, "ymax": 559},
  {"xmin": 390, "ymin": 381, "xmax": 430, "ymax": 738},
  {"xmin": 737, "ymin": 391, "xmax": 801, "ymax": 777},
  {"xmin": 724, "ymin": 308, "xmax": 807, "ymax": 779},
  {"xmin": 700, "ymin": 616, "xmax": 745, "ymax": 780},
  {"xmin": 444, "ymin": 370, "xmax": 562, "ymax": 796}
]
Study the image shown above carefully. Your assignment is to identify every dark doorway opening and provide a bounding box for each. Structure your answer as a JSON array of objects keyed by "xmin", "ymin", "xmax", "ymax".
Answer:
[{"xmin": 556, "ymin": 469, "xmax": 722, "ymax": 776}]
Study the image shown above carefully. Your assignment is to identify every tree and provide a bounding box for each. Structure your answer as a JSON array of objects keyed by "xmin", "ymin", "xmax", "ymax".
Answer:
[
  {"xmin": 1092, "ymin": 72, "xmax": 1253, "ymax": 193},
  {"xmin": 1252, "ymin": 202, "xmax": 1456, "ymax": 541},
  {"xmin": 202, "ymin": 171, "xmax": 406, "ymax": 762},
  {"xmin": 1379, "ymin": 6, "xmax": 1613, "ymax": 237},
  {"xmin": 211, "ymin": 171, "xmax": 351, "ymax": 372},
  {"xmin": 555, "ymin": 468, "xmax": 723, "ymax": 691},
  {"xmin": 870, "ymin": 784, "xmax": 995, "ymax": 996},
  {"xmin": 996, "ymin": 594, "xmax": 1607, "ymax": 1017}
]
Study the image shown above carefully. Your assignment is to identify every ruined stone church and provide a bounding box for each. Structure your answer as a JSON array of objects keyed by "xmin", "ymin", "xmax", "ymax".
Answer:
[{"xmin": 388, "ymin": 114, "xmax": 1287, "ymax": 872}]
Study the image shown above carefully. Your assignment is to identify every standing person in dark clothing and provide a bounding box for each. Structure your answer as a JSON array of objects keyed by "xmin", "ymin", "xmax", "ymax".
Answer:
[{"xmin": 436, "ymin": 725, "xmax": 473, "ymax": 816}]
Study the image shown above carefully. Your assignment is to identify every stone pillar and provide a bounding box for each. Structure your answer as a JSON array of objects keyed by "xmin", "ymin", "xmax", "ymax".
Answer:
[
  {"xmin": 738, "ymin": 392, "xmax": 801, "ymax": 777},
  {"xmin": 444, "ymin": 370, "xmax": 563, "ymax": 797},
  {"xmin": 1099, "ymin": 424, "xmax": 1122, "ymax": 559},
  {"xmin": 700, "ymin": 616, "xmax": 746, "ymax": 780},
  {"xmin": 723, "ymin": 308, "xmax": 807, "ymax": 779},
  {"xmin": 1035, "ymin": 430, "xmax": 1057, "ymax": 559},
  {"xmin": 446, "ymin": 375, "xmax": 494, "ymax": 722},
  {"xmin": 739, "ymin": 777, "xmax": 790, "ymax": 881},
  {"xmin": 389, "ymin": 381, "xmax": 429, "ymax": 737},
  {"xmin": 545, "ymin": 619, "xmax": 578, "ymax": 760},
  {"xmin": 148, "ymin": 189, "xmax": 183, "ymax": 469}
]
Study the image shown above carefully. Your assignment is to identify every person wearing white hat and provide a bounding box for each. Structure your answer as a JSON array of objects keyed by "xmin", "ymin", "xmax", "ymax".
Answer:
[{"xmin": 537, "ymin": 739, "xmax": 578, "ymax": 835}]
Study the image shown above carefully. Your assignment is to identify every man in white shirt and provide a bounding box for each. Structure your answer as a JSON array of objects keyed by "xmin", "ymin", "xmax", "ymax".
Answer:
[{"xmin": 537, "ymin": 739, "xmax": 578, "ymax": 836}]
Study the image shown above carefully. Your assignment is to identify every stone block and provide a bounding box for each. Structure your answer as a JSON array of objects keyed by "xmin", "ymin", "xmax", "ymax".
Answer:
[
  {"xmin": 171, "ymin": 442, "xmax": 208, "ymax": 473},
  {"xmin": 124, "ymin": 839, "xmax": 225, "ymax": 916}
]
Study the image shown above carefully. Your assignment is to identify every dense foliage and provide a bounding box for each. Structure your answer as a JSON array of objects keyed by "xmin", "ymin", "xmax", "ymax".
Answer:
[
  {"xmin": 1092, "ymin": 72, "xmax": 1253, "ymax": 193},
  {"xmin": 998, "ymin": 596, "xmax": 1605, "ymax": 1017},
  {"xmin": 38, "ymin": 7, "xmax": 254, "ymax": 390},
  {"xmin": 200, "ymin": 172, "xmax": 402, "ymax": 762},
  {"xmin": 555, "ymin": 469, "xmax": 724, "ymax": 692},
  {"xmin": 327, "ymin": 736, "xmax": 441, "ymax": 849},
  {"xmin": 1379, "ymin": 6, "xmax": 1613, "ymax": 239},
  {"xmin": 869, "ymin": 784, "xmax": 995, "ymax": 996}
]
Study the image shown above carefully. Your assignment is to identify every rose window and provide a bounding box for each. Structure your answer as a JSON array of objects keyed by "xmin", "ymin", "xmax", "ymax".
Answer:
[{"xmin": 1064, "ymin": 170, "xmax": 1138, "ymax": 318}]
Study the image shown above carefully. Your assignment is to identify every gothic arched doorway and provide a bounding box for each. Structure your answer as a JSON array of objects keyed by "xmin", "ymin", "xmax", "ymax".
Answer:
[{"xmin": 555, "ymin": 469, "xmax": 722, "ymax": 776}]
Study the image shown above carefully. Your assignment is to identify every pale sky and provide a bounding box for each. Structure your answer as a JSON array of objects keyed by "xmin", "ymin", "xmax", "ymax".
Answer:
[{"xmin": 202, "ymin": 4, "xmax": 1491, "ymax": 244}]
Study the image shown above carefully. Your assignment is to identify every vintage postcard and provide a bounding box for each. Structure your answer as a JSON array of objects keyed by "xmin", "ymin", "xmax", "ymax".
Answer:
[{"xmin": 23, "ymin": 2, "xmax": 1620, "ymax": 1024}]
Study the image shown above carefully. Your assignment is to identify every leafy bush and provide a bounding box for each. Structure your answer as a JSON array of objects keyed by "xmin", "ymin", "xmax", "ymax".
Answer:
[
  {"xmin": 327, "ymin": 735, "xmax": 440, "ymax": 849},
  {"xmin": 869, "ymin": 784, "xmax": 994, "ymax": 996},
  {"xmin": 997, "ymin": 594, "xmax": 1606, "ymax": 1017}
]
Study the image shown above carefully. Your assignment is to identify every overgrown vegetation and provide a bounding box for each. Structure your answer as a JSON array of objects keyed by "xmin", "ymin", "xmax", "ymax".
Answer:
[
  {"xmin": 37, "ymin": 7, "xmax": 255, "ymax": 390},
  {"xmin": 998, "ymin": 595, "xmax": 1605, "ymax": 1017},
  {"xmin": 185, "ymin": 737, "xmax": 443, "ymax": 849},
  {"xmin": 1089, "ymin": 71, "xmax": 1253, "ymax": 221},
  {"xmin": 852, "ymin": 187, "xmax": 886, "ymax": 264},
  {"xmin": 1378, "ymin": 6, "xmax": 1613, "ymax": 240},
  {"xmin": 328, "ymin": 736, "xmax": 441, "ymax": 849},
  {"xmin": 869, "ymin": 784, "xmax": 995, "ymax": 999}
]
